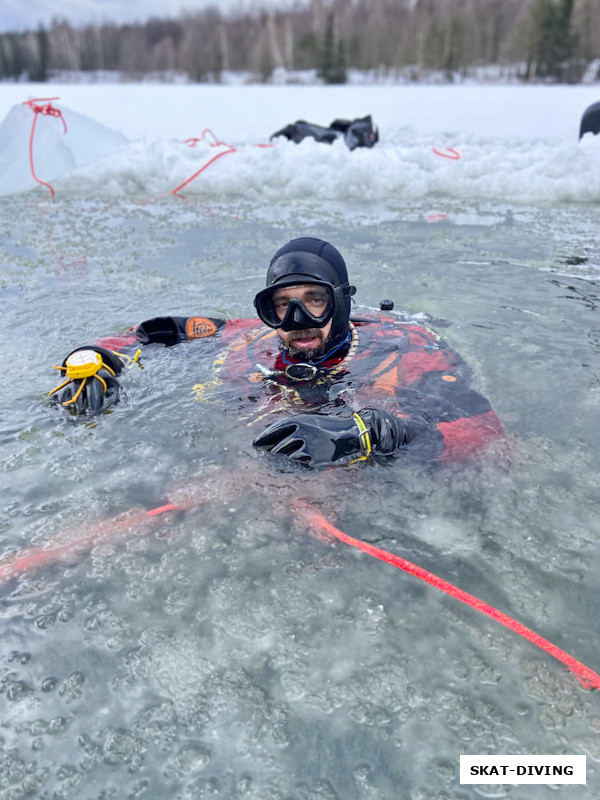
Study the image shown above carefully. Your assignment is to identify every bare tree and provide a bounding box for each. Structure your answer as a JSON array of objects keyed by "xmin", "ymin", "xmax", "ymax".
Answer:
[
  {"xmin": 573, "ymin": 0, "xmax": 600, "ymax": 63},
  {"xmin": 1, "ymin": 0, "xmax": 598, "ymax": 84},
  {"xmin": 49, "ymin": 20, "xmax": 81, "ymax": 71}
]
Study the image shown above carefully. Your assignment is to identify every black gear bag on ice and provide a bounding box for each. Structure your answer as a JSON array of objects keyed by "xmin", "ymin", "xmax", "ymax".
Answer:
[{"xmin": 271, "ymin": 115, "xmax": 379, "ymax": 151}]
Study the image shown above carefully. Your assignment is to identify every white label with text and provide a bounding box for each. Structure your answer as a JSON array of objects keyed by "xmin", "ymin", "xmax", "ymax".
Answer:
[{"xmin": 460, "ymin": 755, "xmax": 586, "ymax": 784}]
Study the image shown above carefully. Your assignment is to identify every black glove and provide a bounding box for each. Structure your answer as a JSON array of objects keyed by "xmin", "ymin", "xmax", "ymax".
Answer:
[
  {"xmin": 358, "ymin": 407, "xmax": 411, "ymax": 452},
  {"xmin": 48, "ymin": 346, "xmax": 124, "ymax": 416},
  {"xmin": 252, "ymin": 407, "xmax": 410, "ymax": 467}
]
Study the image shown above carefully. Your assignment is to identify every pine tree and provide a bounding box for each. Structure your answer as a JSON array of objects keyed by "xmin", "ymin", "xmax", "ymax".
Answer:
[
  {"xmin": 29, "ymin": 25, "xmax": 49, "ymax": 81},
  {"xmin": 317, "ymin": 13, "xmax": 347, "ymax": 84},
  {"xmin": 529, "ymin": 0, "xmax": 576, "ymax": 81}
]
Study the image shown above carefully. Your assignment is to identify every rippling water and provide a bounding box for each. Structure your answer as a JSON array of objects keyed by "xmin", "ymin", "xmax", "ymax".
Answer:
[{"xmin": 1, "ymin": 190, "xmax": 599, "ymax": 799}]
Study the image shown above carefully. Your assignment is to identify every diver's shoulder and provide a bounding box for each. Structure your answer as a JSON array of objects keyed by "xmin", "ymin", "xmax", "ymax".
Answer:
[
  {"xmin": 222, "ymin": 317, "xmax": 265, "ymax": 337},
  {"xmin": 350, "ymin": 309, "xmax": 439, "ymax": 331}
]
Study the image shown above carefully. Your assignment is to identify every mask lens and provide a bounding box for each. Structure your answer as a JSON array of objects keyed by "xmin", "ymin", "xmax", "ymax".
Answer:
[
  {"xmin": 254, "ymin": 283, "xmax": 334, "ymax": 329},
  {"xmin": 254, "ymin": 288, "xmax": 281, "ymax": 326},
  {"xmin": 274, "ymin": 290, "xmax": 330, "ymax": 323}
]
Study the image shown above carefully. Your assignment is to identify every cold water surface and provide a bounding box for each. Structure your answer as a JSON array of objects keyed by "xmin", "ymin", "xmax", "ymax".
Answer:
[{"xmin": 1, "ymin": 193, "xmax": 599, "ymax": 799}]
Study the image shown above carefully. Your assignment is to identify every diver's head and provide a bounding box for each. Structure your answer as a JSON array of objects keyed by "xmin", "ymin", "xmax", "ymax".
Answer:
[{"xmin": 253, "ymin": 237, "xmax": 356, "ymax": 360}]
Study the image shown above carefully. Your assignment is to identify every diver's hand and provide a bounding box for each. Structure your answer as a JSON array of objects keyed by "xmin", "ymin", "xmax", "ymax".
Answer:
[
  {"xmin": 253, "ymin": 413, "xmax": 363, "ymax": 466},
  {"xmin": 357, "ymin": 407, "xmax": 411, "ymax": 452},
  {"xmin": 253, "ymin": 408, "xmax": 408, "ymax": 467},
  {"xmin": 48, "ymin": 346, "xmax": 123, "ymax": 416}
]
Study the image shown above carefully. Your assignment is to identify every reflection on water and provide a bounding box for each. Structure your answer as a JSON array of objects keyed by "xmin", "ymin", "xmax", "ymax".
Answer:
[{"xmin": 1, "ymin": 194, "xmax": 599, "ymax": 799}]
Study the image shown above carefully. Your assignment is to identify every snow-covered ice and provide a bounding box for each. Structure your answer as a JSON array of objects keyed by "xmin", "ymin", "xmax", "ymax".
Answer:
[{"xmin": 1, "ymin": 82, "xmax": 599, "ymax": 203}]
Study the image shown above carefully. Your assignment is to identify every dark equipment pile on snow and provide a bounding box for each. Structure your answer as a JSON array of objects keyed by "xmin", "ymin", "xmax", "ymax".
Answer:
[
  {"xmin": 271, "ymin": 115, "xmax": 379, "ymax": 151},
  {"xmin": 579, "ymin": 101, "xmax": 600, "ymax": 139}
]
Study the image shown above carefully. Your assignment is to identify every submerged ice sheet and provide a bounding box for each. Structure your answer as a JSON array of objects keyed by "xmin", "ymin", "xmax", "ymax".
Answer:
[{"xmin": 1, "ymin": 94, "xmax": 600, "ymax": 797}]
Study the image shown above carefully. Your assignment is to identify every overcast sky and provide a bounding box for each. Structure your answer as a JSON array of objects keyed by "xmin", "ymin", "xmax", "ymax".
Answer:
[{"xmin": 1, "ymin": 0, "xmax": 305, "ymax": 32}]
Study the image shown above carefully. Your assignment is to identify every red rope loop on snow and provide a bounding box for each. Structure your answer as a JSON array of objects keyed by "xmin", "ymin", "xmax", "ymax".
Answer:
[
  {"xmin": 172, "ymin": 128, "xmax": 237, "ymax": 197},
  {"xmin": 22, "ymin": 97, "xmax": 68, "ymax": 197},
  {"xmin": 432, "ymin": 146, "xmax": 461, "ymax": 160}
]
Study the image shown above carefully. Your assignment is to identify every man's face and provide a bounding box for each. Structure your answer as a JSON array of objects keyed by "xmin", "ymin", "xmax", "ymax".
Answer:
[{"xmin": 272, "ymin": 284, "xmax": 333, "ymax": 359}]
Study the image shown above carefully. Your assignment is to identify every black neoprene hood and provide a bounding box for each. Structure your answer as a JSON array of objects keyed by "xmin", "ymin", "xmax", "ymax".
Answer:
[
  {"xmin": 267, "ymin": 237, "xmax": 351, "ymax": 286},
  {"xmin": 255, "ymin": 237, "xmax": 356, "ymax": 351},
  {"xmin": 267, "ymin": 251, "xmax": 341, "ymax": 289}
]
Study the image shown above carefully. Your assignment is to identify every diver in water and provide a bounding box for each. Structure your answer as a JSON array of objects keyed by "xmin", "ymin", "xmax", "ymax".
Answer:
[{"xmin": 48, "ymin": 237, "xmax": 504, "ymax": 467}]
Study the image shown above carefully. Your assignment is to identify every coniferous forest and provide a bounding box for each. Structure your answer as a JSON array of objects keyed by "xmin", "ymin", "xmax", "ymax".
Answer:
[{"xmin": 1, "ymin": 0, "xmax": 599, "ymax": 84}]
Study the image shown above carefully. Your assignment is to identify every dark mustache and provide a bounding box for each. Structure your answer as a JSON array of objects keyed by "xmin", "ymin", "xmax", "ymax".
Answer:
[{"xmin": 287, "ymin": 329, "xmax": 323, "ymax": 340}]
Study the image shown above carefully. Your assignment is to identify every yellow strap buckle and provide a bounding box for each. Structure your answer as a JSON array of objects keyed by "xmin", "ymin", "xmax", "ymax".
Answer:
[
  {"xmin": 352, "ymin": 412, "xmax": 372, "ymax": 461},
  {"xmin": 112, "ymin": 348, "xmax": 142, "ymax": 369}
]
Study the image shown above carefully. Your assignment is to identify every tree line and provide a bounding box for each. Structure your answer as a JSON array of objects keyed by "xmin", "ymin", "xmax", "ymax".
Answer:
[{"xmin": 1, "ymin": 0, "xmax": 598, "ymax": 84}]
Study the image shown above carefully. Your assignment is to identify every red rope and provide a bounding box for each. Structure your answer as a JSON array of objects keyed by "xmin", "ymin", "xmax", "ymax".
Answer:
[
  {"xmin": 147, "ymin": 502, "xmax": 177, "ymax": 516},
  {"xmin": 2, "ymin": 489, "xmax": 598, "ymax": 691},
  {"xmin": 433, "ymin": 146, "xmax": 461, "ymax": 160},
  {"xmin": 300, "ymin": 505, "xmax": 600, "ymax": 691},
  {"xmin": 172, "ymin": 128, "xmax": 236, "ymax": 197},
  {"xmin": 0, "ymin": 501, "xmax": 193, "ymax": 582},
  {"xmin": 425, "ymin": 212, "xmax": 448, "ymax": 223},
  {"xmin": 23, "ymin": 97, "xmax": 68, "ymax": 197}
]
